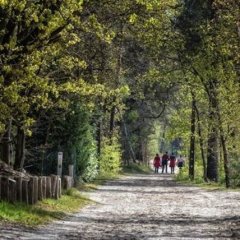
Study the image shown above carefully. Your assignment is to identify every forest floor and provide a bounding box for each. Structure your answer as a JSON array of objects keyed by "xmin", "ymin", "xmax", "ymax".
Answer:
[{"xmin": 1, "ymin": 173, "xmax": 240, "ymax": 239}]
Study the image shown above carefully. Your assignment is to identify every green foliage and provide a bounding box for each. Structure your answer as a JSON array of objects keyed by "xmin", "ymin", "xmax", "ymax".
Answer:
[
  {"xmin": 229, "ymin": 159, "xmax": 240, "ymax": 188},
  {"xmin": 176, "ymin": 159, "xmax": 230, "ymax": 187},
  {"xmin": 175, "ymin": 164, "xmax": 189, "ymax": 182},
  {"xmin": 0, "ymin": 189, "xmax": 89, "ymax": 226},
  {"xmin": 0, "ymin": 0, "xmax": 239, "ymax": 189},
  {"xmin": 147, "ymin": 123, "xmax": 161, "ymax": 155},
  {"xmin": 99, "ymin": 136, "xmax": 122, "ymax": 175},
  {"xmin": 62, "ymin": 105, "xmax": 98, "ymax": 182}
]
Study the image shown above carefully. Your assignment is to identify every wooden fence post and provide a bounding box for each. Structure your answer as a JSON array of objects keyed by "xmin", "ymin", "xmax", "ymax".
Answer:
[
  {"xmin": 63, "ymin": 176, "xmax": 74, "ymax": 190},
  {"xmin": 46, "ymin": 176, "xmax": 52, "ymax": 198},
  {"xmin": 28, "ymin": 176, "xmax": 39, "ymax": 204},
  {"xmin": 6, "ymin": 177, "xmax": 9, "ymax": 201},
  {"xmin": 38, "ymin": 177, "xmax": 43, "ymax": 201},
  {"xmin": 8, "ymin": 178, "xmax": 16, "ymax": 203},
  {"xmin": 68, "ymin": 165, "xmax": 74, "ymax": 177},
  {"xmin": 51, "ymin": 175, "xmax": 58, "ymax": 199},
  {"xmin": 34, "ymin": 176, "xmax": 38, "ymax": 203},
  {"xmin": 15, "ymin": 177, "xmax": 23, "ymax": 202},
  {"xmin": 42, "ymin": 176, "xmax": 46, "ymax": 199},
  {"xmin": 58, "ymin": 177, "xmax": 61, "ymax": 198},
  {"xmin": 28, "ymin": 177, "xmax": 34, "ymax": 204},
  {"xmin": 55, "ymin": 176, "xmax": 60, "ymax": 199},
  {"xmin": 22, "ymin": 179, "xmax": 29, "ymax": 204}
]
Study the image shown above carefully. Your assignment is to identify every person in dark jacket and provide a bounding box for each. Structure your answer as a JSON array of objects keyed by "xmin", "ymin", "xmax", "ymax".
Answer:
[{"xmin": 161, "ymin": 152, "xmax": 169, "ymax": 173}]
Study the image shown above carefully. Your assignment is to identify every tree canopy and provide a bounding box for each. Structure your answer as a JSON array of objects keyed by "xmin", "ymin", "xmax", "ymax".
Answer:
[{"xmin": 0, "ymin": 0, "xmax": 239, "ymax": 187}]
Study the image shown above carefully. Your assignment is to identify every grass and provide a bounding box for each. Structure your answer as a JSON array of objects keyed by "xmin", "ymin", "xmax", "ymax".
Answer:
[
  {"xmin": 93, "ymin": 172, "xmax": 120, "ymax": 185},
  {"xmin": 122, "ymin": 163, "xmax": 152, "ymax": 174},
  {"xmin": 175, "ymin": 166, "xmax": 240, "ymax": 191},
  {"xmin": 77, "ymin": 172, "xmax": 121, "ymax": 191},
  {"xmin": 0, "ymin": 188, "xmax": 90, "ymax": 226},
  {"xmin": 77, "ymin": 163, "xmax": 152, "ymax": 192}
]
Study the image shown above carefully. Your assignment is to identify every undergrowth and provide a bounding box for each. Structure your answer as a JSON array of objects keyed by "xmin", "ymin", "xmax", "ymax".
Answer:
[
  {"xmin": 122, "ymin": 163, "xmax": 151, "ymax": 174},
  {"xmin": 0, "ymin": 188, "xmax": 89, "ymax": 226},
  {"xmin": 175, "ymin": 162, "xmax": 230, "ymax": 190}
]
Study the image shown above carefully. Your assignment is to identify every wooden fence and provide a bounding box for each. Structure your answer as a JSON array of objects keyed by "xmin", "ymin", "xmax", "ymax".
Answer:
[{"xmin": 0, "ymin": 175, "xmax": 74, "ymax": 204}]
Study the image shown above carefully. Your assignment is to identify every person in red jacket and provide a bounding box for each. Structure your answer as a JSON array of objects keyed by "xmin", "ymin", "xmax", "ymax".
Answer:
[
  {"xmin": 153, "ymin": 153, "xmax": 161, "ymax": 173},
  {"xmin": 162, "ymin": 152, "xmax": 169, "ymax": 173},
  {"xmin": 169, "ymin": 153, "xmax": 176, "ymax": 174}
]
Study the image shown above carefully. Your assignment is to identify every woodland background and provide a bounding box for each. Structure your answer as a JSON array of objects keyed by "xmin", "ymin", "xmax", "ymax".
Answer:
[{"xmin": 0, "ymin": 0, "xmax": 239, "ymax": 188}]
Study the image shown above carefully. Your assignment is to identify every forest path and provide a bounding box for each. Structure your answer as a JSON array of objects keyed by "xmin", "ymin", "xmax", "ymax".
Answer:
[{"xmin": 1, "ymin": 173, "xmax": 240, "ymax": 239}]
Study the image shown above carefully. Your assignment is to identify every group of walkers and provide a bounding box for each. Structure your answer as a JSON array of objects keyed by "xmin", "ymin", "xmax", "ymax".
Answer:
[{"xmin": 153, "ymin": 152, "xmax": 184, "ymax": 174}]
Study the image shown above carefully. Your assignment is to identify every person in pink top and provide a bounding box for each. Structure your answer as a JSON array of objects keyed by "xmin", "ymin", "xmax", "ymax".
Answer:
[
  {"xmin": 153, "ymin": 153, "xmax": 161, "ymax": 173},
  {"xmin": 169, "ymin": 153, "xmax": 176, "ymax": 174}
]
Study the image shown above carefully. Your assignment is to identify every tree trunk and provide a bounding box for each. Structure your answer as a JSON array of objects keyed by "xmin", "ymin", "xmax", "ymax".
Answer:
[
  {"xmin": 14, "ymin": 127, "xmax": 25, "ymax": 171},
  {"xmin": 96, "ymin": 118, "xmax": 102, "ymax": 156},
  {"xmin": 122, "ymin": 119, "xmax": 136, "ymax": 163},
  {"xmin": 220, "ymin": 133, "xmax": 230, "ymax": 188},
  {"xmin": 1, "ymin": 119, "xmax": 12, "ymax": 165},
  {"xmin": 160, "ymin": 124, "xmax": 167, "ymax": 153},
  {"xmin": 109, "ymin": 106, "xmax": 115, "ymax": 142},
  {"xmin": 189, "ymin": 94, "xmax": 196, "ymax": 180},
  {"xmin": 141, "ymin": 139, "xmax": 147, "ymax": 164},
  {"xmin": 206, "ymin": 88, "xmax": 219, "ymax": 182},
  {"xmin": 194, "ymin": 103, "xmax": 207, "ymax": 181},
  {"xmin": 216, "ymin": 110, "xmax": 230, "ymax": 188}
]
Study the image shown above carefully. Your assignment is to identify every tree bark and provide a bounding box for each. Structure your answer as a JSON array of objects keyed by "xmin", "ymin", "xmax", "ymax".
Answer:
[
  {"xmin": 122, "ymin": 119, "xmax": 136, "ymax": 163},
  {"xmin": 109, "ymin": 106, "xmax": 115, "ymax": 142},
  {"xmin": 206, "ymin": 86, "xmax": 219, "ymax": 182},
  {"xmin": 14, "ymin": 127, "xmax": 25, "ymax": 171},
  {"xmin": 189, "ymin": 94, "xmax": 196, "ymax": 180},
  {"xmin": 1, "ymin": 119, "xmax": 12, "ymax": 165},
  {"xmin": 194, "ymin": 103, "xmax": 207, "ymax": 181},
  {"xmin": 219, "ymin": 132, "xmax": 230, "ymax": 188},
  {"xmin": 216, "ymin": 110, "xmax": 230, "ymax": 188},
  {"xmin": 96, "ymin": 118, "xmax": 102, "ymax": 156}
]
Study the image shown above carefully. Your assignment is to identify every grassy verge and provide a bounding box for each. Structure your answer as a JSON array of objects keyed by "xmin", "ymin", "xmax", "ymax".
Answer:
[
  {"xmin": 174, "ymin": 167, "xmax": 238, "ymax": 191},
  {"xmin": 122, "ymin": 163, "xmax": 152, "ymax": 174},
  {"xmin": 77, "ymin": 172, "xmax": 121, "ymax": 192},
  {"xmin": 77, "ymin": 163, "xmax": 152, "ymax": 192},
  {"xmin": 0, "ymin": 188, "xmax": 89, "ymax": 226},
  {"xmin": 0, "ymin": 172, "xmax": 119, "ymax": 227}
]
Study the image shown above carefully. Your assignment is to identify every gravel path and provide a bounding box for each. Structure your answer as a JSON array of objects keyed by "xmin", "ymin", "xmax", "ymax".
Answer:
[{"xmin": 1, "ymin": 173, "xmax": 240, "ymax": 239}]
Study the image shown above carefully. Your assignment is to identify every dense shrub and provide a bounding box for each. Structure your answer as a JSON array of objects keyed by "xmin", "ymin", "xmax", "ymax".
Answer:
[{"xmin": 99, "ymin": 136, "xmax": 122, "ymax": 175}]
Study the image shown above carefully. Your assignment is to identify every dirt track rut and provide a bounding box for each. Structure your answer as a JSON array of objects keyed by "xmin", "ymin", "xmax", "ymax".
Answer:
[{"xmin": 1, "ymin": 173, "xmax": 240, "ymax": 239}]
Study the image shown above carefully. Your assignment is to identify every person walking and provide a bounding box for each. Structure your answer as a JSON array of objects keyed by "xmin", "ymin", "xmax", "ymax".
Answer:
[
  {"xmin": 161, "ymin": 152, "xmax": 169, "ymax": 173},
  {"xmin": 177, "ymin": 155, "xmax": 185, "ymax": 170},
  {"xmin": 169, "ymin": 153, "xmax": 176, "ymax": 174},
  {"xmin": 153, "ymin": 153, "xmax": 161, "ymax": 173}
]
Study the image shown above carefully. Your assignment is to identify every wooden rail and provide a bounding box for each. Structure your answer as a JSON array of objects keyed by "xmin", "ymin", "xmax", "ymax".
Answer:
[{"xmin": 0, "ymin": 174, "xmax": 74, "ymax": 204}]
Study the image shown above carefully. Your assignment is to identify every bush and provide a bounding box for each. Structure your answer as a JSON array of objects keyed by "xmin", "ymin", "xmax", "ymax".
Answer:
[
  {"xmin": 175, "ymin": 166, "xmax": 189, "ymax": 181},
  {"xmin": 175, "ymin": 160, "xmax": 206, "ymax": 183},
  {"xmin": 229, "ymin": 159, "xmax": 240, "ymax": 187},
  {"xmin": 99, "ymin": 136, "xmax": 122, "ymax": 175},
  {"xmin": 59, "ymin": 104, "xmax": 99, "ymax": 182}
]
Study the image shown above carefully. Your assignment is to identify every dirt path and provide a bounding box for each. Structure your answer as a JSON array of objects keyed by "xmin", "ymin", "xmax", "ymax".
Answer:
[{"xmin": 1, "ymin": 173, "xmax": 240, "ymax": 239}]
